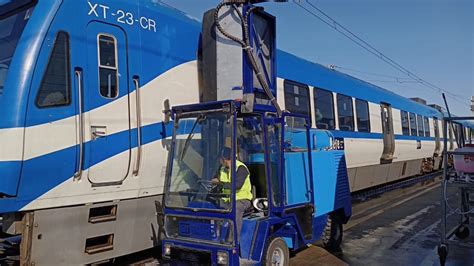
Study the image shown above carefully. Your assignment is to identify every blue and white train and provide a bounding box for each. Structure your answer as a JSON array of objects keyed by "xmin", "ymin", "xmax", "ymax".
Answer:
[
  {"xmin": 275, "ymin": 52, "xmax": 473, "ymax": 192},
  {"xmin": 0, "ymin": 0, "xmax": 472, "ymax": 264}
]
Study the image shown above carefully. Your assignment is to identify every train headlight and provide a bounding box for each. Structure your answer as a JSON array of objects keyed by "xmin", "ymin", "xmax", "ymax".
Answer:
[
  {"xmin": 163, "ymin": 243, "xmax": 171, "ymax": 258},
  {"xmin": 217, "ymin": 251, "xmax": 229, "ymax": 265}
]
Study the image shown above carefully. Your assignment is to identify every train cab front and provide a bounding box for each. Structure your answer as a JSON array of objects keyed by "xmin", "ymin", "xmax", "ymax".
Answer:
[
  {"xmin": 162, "ymin": 101, "xmax": 243, "ymax": 265},
  {"xmin": 0, "ymin": 0, "xmax": 40, "ymax": 199}
]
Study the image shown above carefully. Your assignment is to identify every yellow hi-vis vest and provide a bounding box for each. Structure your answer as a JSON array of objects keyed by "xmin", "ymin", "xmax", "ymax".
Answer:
[{"xmin": 219, "ymin": 160, "xmax": 252, "ymax": 201}]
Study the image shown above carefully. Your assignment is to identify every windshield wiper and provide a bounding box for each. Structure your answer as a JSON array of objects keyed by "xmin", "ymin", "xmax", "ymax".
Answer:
[{"xmin": 180, "ymin": 115, "xmax": 205, "ymax": 161}]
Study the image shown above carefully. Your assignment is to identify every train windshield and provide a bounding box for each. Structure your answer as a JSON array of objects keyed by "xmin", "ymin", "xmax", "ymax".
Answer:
[
  {"xmin": 165, "ymin": 111, "xmax": 234, "ymax": 212},
  {"xmin": 0, "ymin": 2, "xmax": 34, "ymax": 94}
]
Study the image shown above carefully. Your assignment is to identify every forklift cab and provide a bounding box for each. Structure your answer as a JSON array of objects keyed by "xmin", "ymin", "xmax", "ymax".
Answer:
[{"xmin": 163, "ymin": 100, "xmax": 315, "ymax": 264}]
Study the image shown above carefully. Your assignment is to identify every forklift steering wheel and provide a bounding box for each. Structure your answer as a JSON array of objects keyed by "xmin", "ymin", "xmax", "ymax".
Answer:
[{"xmin": 197, "ymin": 180, "xmax": 222, "ymax": 194}]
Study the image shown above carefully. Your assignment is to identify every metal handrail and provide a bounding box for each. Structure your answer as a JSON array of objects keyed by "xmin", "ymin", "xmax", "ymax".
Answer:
[
  {"xmin": 74, "ymin": 69, "xmax": 84, "ymax": 179},
  {"xmin": 133, "ymin": 77, "xmax": 142, "ymax": 176}
]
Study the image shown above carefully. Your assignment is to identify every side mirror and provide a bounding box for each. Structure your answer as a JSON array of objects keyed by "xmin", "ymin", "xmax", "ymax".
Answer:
[{"xmin": 163, "ymin": 99, "xmax": 171, "ymax": 124}]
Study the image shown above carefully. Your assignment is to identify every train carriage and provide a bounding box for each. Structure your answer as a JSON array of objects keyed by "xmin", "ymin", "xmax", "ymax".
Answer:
[{"xmin": 275, "ymin": 51, "xmax": 453, "ymax": 191}]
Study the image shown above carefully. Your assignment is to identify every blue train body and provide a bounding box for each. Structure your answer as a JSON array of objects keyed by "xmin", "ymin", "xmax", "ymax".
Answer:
[
  {"xmin": 1, "ymin": 0, "xmax": 472, "ymax": 214},
  {"xmin": 0, "ymin": 0, "xmax": 201, "ymax": 211}
]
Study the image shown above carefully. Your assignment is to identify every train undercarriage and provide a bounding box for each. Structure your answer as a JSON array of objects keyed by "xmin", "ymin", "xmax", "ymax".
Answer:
[{"xmin": 1, "ymin": 195, "xmax": 163, "ymax": 265}]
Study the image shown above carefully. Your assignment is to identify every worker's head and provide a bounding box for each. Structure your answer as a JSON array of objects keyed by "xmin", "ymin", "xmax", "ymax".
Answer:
[{"xmin": 221, "ymin": 147, "xmax": 232, "ymax": 168}]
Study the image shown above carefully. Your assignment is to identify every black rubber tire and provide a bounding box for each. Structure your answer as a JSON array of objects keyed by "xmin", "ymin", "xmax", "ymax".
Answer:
[
  {"xmin": 437, "ymin": 244, "xmax": 448, "ymax": 266},
  {"xmin": 262, "ymin": 237, "xmax": 290, "ymax": 266},
  {"xmin": 454, "ymin": 225, "xmax": 470, "ymax": 240},
  {"xmin": 322, "ymin": 215, "xmax": 343, "ymax": 252}
]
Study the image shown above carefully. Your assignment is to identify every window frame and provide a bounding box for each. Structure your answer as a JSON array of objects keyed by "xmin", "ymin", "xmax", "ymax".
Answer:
[
  {"xmin": 283, "ymin": 79, "xmax": 311, "ymax": 119},
  {"xmin": 417, "ymin": 114, "xmax": 424, "ymax": 137},
  {"xmin": 409, "ymin": 112, "xmax": 417, "ymax": 136},
  {"xmin": 35, "ymin": 31, "xmax": 72, "ymax": 109},
  {"xmin": 336, "ymin": 93, "xmax": 355, "ymax": 132},
  {"xmin": 424, "ymin": 117, "xmax": 430, "ymax": 137},
  {"xmin": 97, "ymin": 33, "xmax": 119, "ymax": 99},
  {"xmin": 355, "ymin": 98, "xmax": 370, "ymax": 133},
  {"xmin": 400, "ymin": 110, "xmax": 410, "ymax": 136},
  {"xmin": 313, "ymin": 87, "xmax": 335, "ymax": 130}
]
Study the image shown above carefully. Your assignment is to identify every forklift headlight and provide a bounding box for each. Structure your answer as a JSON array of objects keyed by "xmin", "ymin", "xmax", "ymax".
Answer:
[
  {"xmin": 217, "ymin": 251, "xmax": 229, "ymax": 265},
  {"xmin": 163, "ymin": 243, "xmax": 171, "ymax": 258}
]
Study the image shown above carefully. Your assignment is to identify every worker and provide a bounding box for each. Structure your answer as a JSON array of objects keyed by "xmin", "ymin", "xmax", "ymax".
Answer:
[{"xmin": 212, "ymin": 147, "xmax": 252, "ymax": 242}]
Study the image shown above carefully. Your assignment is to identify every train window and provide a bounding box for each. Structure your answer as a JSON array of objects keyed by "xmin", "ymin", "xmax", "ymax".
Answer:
[
  {"xmin": 98, "ymin": 34, "xmax": 118, "ymax": 98},
  {"xmin": 401, "ymin": 111, "xmax": 410, "ymax": 135},
  {"xmin": 36, "ymin": 31, "xmax": 71, "ymax": 108},
  {"xmin": 424, "ymin": 117, "xmax": 430, "ymax": 137},
  {"xmin": 314, "ymin": 88, "xmax": 335, "ymax": 130},
  {"xmin": 355, "ymin": 99, "xmax": 370, "ymax": 132},
  {"xmin": 284, "ymin": 80, "xmax": 311, "ymax": 118},
  {"xmin": 409, "ymin": 113, "xmax": 417, "ymax": 136},
  {"xmin": 337, "ymin": 94, "xmax": 354, "ymax": 131},
  {"xmin": 417, "ymin": 114, "xmax": 424, "ymax": 136}
]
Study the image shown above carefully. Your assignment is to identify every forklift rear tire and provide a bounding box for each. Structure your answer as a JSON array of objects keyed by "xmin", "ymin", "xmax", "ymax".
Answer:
[
  {"xmin": 322, "ymin": 215, "xmax": 343, "ymax": 252},
  {"xmin": 263, "ymin": 237, "xmax": 289, "ymax": 266}
]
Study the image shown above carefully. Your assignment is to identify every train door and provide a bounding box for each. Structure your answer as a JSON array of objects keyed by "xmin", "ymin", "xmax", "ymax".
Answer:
[
  {"xmin": 433, "ymin": 118, "xmax": 441, "ymax": 155},
  {"xmin": 85, "ymin": 22, "xmax": 131, "ymax": 185},
  {"xmin": 380, "ymin": 103, "xmax": 395, "ymax": 164}
]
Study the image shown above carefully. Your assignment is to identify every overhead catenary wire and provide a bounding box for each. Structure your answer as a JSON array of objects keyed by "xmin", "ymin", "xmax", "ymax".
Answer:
[
  {"xmin": 294, "ymin": 0, "xmax": 470, "ymax": 107},
  {"xmin": 159, "ymin": 0, "xmax": 469, "ymax": 107},
  {"xmin": 332, "ymin": 65, "xmax": 471, "ymax": 107},
  {"xmin": 330, "ymin": 65, "xmax": 416, "ymax": 81},
  {"xmin": 329, "ymin": 65, "xmax": 471, "ymax": 106}
]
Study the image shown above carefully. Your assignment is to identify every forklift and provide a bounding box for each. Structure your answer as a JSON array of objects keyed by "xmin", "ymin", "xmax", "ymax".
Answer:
[{"xmin": 161, "ymin": 1, "xmax": 351, "ymax": 265}]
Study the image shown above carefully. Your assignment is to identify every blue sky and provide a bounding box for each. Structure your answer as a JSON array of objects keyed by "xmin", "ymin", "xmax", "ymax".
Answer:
[{"xmin": 163, "ymin": 0, "xmax": 473, "ymax": 115}]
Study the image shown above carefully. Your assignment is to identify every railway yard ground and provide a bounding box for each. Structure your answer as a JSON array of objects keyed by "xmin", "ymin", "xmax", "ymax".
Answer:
[
  {"xmin": 123, "ymin": 175, "xmax": 474, "ymax": 265},
  {"xmin": 335, "ymin": 178, "xmax": 473, "ymax": 265}
]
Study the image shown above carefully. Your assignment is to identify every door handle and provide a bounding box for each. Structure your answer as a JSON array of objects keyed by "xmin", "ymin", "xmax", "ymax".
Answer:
[{"xmin": 91, "ymin": 126, "xmax": 107, "ymax": 140}]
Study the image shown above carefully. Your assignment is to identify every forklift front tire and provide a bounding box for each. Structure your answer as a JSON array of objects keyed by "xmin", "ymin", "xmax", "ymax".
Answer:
[
  {"xmin": 322, "ymin": 215, "xmax": 343, "ymax": 252},
  {"xmin": 263, "ymin": 237, "xmax": 290, "ymax": 266}
]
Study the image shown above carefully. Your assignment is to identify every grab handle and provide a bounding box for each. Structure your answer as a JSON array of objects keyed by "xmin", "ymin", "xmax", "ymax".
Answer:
[
  {"xmin": 133, "ymin": 76, "xmax": 142, "ymax": 176},
  {"xmin": 74, "ymin": 69, "xmax": 84, "ymax": 180}
]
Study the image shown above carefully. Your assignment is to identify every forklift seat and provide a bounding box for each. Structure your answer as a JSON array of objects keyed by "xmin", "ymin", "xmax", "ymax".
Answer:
[{"xmin": 246, "ymin": 163, "xmax": 267, "ymax": 198}]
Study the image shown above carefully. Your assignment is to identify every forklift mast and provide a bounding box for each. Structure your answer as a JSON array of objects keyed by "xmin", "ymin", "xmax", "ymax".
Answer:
[{"xmin": 200, "ymin": 0, "xmax": 286, "ymax": 114}]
